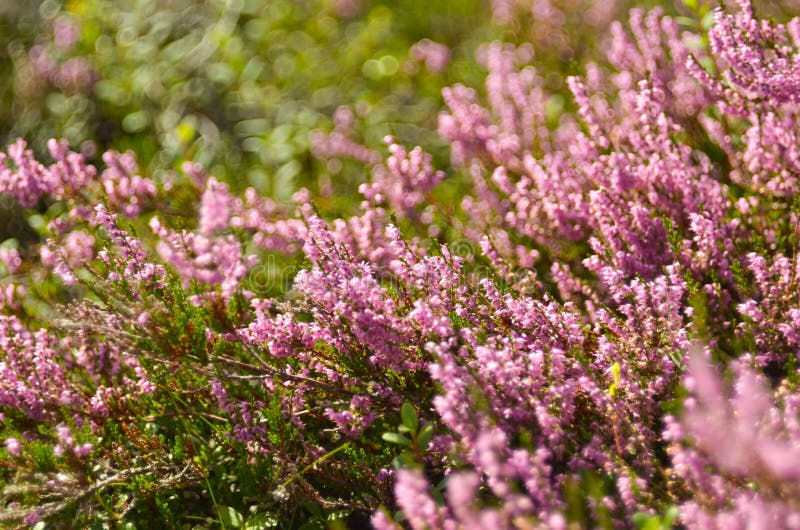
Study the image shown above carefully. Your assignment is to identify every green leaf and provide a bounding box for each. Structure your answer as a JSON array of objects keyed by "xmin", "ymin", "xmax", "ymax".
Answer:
[
  {"xmin": 244, "ymin": 514, "xmax": 278, "ymax": 530},
  {"xmin": 400, "ymin": 403, "xmax": 418, "ymax": 432},
  {"xmin": 608, "ymin": 362, "xmax": 621, "ymax": 397},
  {"xmin": 382, "ymin": 432, "xmax": 412, "ymax": 447},
  {"xmin": 701, "ymin": 10, "xmax": 715, "ymax": 30},
  {"xmin": 663, "ymin": 506, "xmax": 679, "ymax": 528},
  {"xmin": 218, "ymin": 506, "xmax": 244, "ymax": 529},
  {"xmin": 631, "ymin": 512, "xmax": 661, "ymax": 530},
  {"xmin": 392, "ymin": 452, "xmax": 416, "ymax": 469},
  {"xmin": 418, "ymin": 422, "xmax": 434, "ymax": 449}
]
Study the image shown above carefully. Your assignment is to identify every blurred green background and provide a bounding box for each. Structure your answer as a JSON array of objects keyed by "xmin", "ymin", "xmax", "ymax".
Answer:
[{"xmin": 0, "ymin": 0, "xmax": 501, "ymax": 202}]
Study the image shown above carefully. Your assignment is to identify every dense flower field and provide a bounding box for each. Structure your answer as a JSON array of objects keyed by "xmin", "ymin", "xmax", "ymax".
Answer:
[{"xmin": 1, "ymin": 0, "xmax": 800, "ymax": 528}]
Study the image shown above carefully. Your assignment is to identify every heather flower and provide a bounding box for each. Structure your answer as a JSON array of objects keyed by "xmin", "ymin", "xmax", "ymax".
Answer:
[
  {"xmin": 54, "ymin": 424, "xmax": 74, "ymax": 457},
  {"xmin": 309, "ymin": 130, "xmax": 382, "ymax": 165},
  {"xmin": 666, "ymin": 352, "xmax": 800, "ymax": 528},
  {"xmin": 22, "ymin": 514, "xmax": 41, "ymax": 526},
  {"xmin": 4, "ymin": 437, "xmax": 20, "ymax": 456},
  {"xmin": 0, "ymin": 139, "xmax": 96, "ymax": 207},
  {"xmin": 0, "ymin": 247, "xmax": 21, "ymax": 275},
  {"xmin": 0, "ymin": 139, "xmax": 48, "ymax": 207},
  {"xmin": 707, "ymin": 0, "xmax": 800, "ymax": 107},
  {"xmin": 410, "ymin": 39, "xmax": 450, "ymax": 73},
  {"xmin": 45, "ymin": 138, "xmax": 96, "ymax": 200},
  {"xmin": 292, "ymin": 215, "xmax": 421, "ymax": 371},
  {"xmin": 0, "ymin": 283, "xmax": 24, "ymax": 311},
  {"xmin": 606, "ymin": 7, "xmax": 707, "ymax": 118},
  {"xmin": 198, "ymin": 177, "xmax": 237, "ymax": 236},
  {"xmin": 29, "ymin": 45, "xmax": 58, "ymax": 79},
  {"xmin": 93, "ymin": 204, "xmax": 166, "ymax": 287},
  {"xmin": 52, "ymin": 15, "xmax": 80, "ymax": 51},
  {"xmin": 359, "ymin": 138, "xmax": 444, "ymax": 221},
  {"xmin": 736, "ymin": 251, "xmax": 800, "ymax": 367},
  {"xmin": 393, "ymin": 469, "xmax": 448, "ymax": 530},
  {"xmin": 62, "ymin": 230, "xmax": 95, "ymax": 267},
  {"xmin": 738, "ymin": 109, "xmax": 800, "ymax": 196},
  {"xmin": 100, "ymin": 150, "xmax": 156, "ymax": 217},
  {"xmin": 40, "ymin": 241, "xmax": 78, "ymax": 285},
  {"xmin": 73, "ymin": 442, "xmax": 93, "ymax": 458},
  {"xmin": 440, "ymin": 42, "xmax": 548, "ymax": 172},
  {"xmin": 150, "ymin": 215, "xmax": 256, "ymax": 302},
  {"xmin": 0, "ymin": 315, "xmax": 79, "ymax": 420},
  {"xmin": 182, "ymin": 161, "xmax": 207, "ymax": 188},
  {"xmin": 333, "ymin": 105, "xmax": 355, "ymax": 132}
]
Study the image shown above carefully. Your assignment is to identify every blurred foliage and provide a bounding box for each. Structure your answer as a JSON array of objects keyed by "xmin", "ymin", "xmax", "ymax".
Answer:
[{"xmin": 0, "ymin": 0, "xmax": 504, "ymax": 207}]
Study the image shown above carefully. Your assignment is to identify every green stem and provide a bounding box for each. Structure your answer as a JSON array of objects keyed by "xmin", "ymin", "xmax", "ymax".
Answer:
[{"xmin": 280, "ymin": 441, "xmax": 352, "ymax": 490}]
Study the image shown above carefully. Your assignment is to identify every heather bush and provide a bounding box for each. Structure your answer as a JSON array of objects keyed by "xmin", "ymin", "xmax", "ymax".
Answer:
[{"xmin": 2, "ymin": 0, "xmax": 800, "ymax": 528}]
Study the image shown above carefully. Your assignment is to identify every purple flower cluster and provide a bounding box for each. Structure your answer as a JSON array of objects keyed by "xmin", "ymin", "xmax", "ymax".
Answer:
[
  {"xmin": 0, "ymin": 139, "xmax": 95, "ymax": 207},
  {"xmin": 3, "ymin": 0, "xmax": 800, "ymax": 527},
  {"xmin": 367, "ymin": 0, "xmax": 800, "ymax": 526},
  {"xmin": 665, "ymin": 352, "xmax": 800, "ymax": 529},
  {"xmin": 410, "ymin": 39, "xmax": 450, "ymax": 73}
]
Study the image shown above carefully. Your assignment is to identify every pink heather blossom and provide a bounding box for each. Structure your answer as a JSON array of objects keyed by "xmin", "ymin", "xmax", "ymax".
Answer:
[
  {"xmin": 0, "ymin": 140, "xmax": 49, "ymax": 207},
  {"xmin": 4, "ymin": 437, "xmax": 20, "ymax": 456},
  {"xmin": 150, "ymin": 214, "xmax": 256, "ymax": 302},
  {"xmin": 182, "ymin": 161, "xmax": 207, "ymax": 188},
  {"xmin": 309, "ymin": 130, "xmax": 381, "ymax": 165},
  {"xmin": 100, "ymin": 150, "xmax": 156, "ymax": 217},
  {"xmin": 93, "ymin": 204, "xmax": 166, "ymax": 287},
  {"xmin": 394, "ymin": 469, "xmax": 448, "ymax": 530},
  {"xmin": 410, "ymin": 39, "xmax": 450, "ymax": 73},
  {"xmin": 62, "ymin": 230, "xmax": 95, "ymax": 267},
  {"xmin": 707, "ymin": 0, "xmax": 800, "ymax": 107},
  {"xmin": 0, "ymin": 248, "xmax": 21, "ymax": 274},
  {"xmin": 40, "ymin": 241, "xmax": 78, "ymax": 285},
  {"xmin": 0, "ymin": 315, "xmax": 80, "ymax": 420},
  {"xmin": 736, "ymin": 251, "xmax": 800, "ymax": 366},
  {"xmin": 0, "ymin": 138, "xmax": 96, "ymax": 207},
  {"xmin": 0, "ymin": 283, "xmax": 24, "ymax": 311},
  {"xmin": 54, "ymin": 424, "xmax": 74, "ymax": 457},
  {"xmin": 489, "ymin": 0, "xmax": 516, "ymax": 24},
  {"xmin": 73, "ymin": 442, "xmax": 94, "ymax": 458},
  {"xmin": 53, "ymin": 15, "xmax": 80, "ymax": 51},
  {"xmin": 333, "ymin": 105, "xmax": 355, "ymax": 133},
  {"xmin": 359, "ymin": 138, "xmax": 444, "ymax": 221},
  {"xmin": 56, "ymin": 58, "xmax": 98, "ymax": 94},
  {"xmin": 46, "ymin": 138, "xmax": 97, "ymax": 199},
  {"xmin": 29, "ymin": 38, "xmax": 97, "ymax": 94},
  {"xmin": 198, "ymin": 177, "xmax": 237, "ymax": 236},
  {"xmin": 666, "ymin": 352, "xmax": 800, "ymax": 528},
  {"xmin": 22, "ymin": 513, "xmax": 40, "ymax": 526}
]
